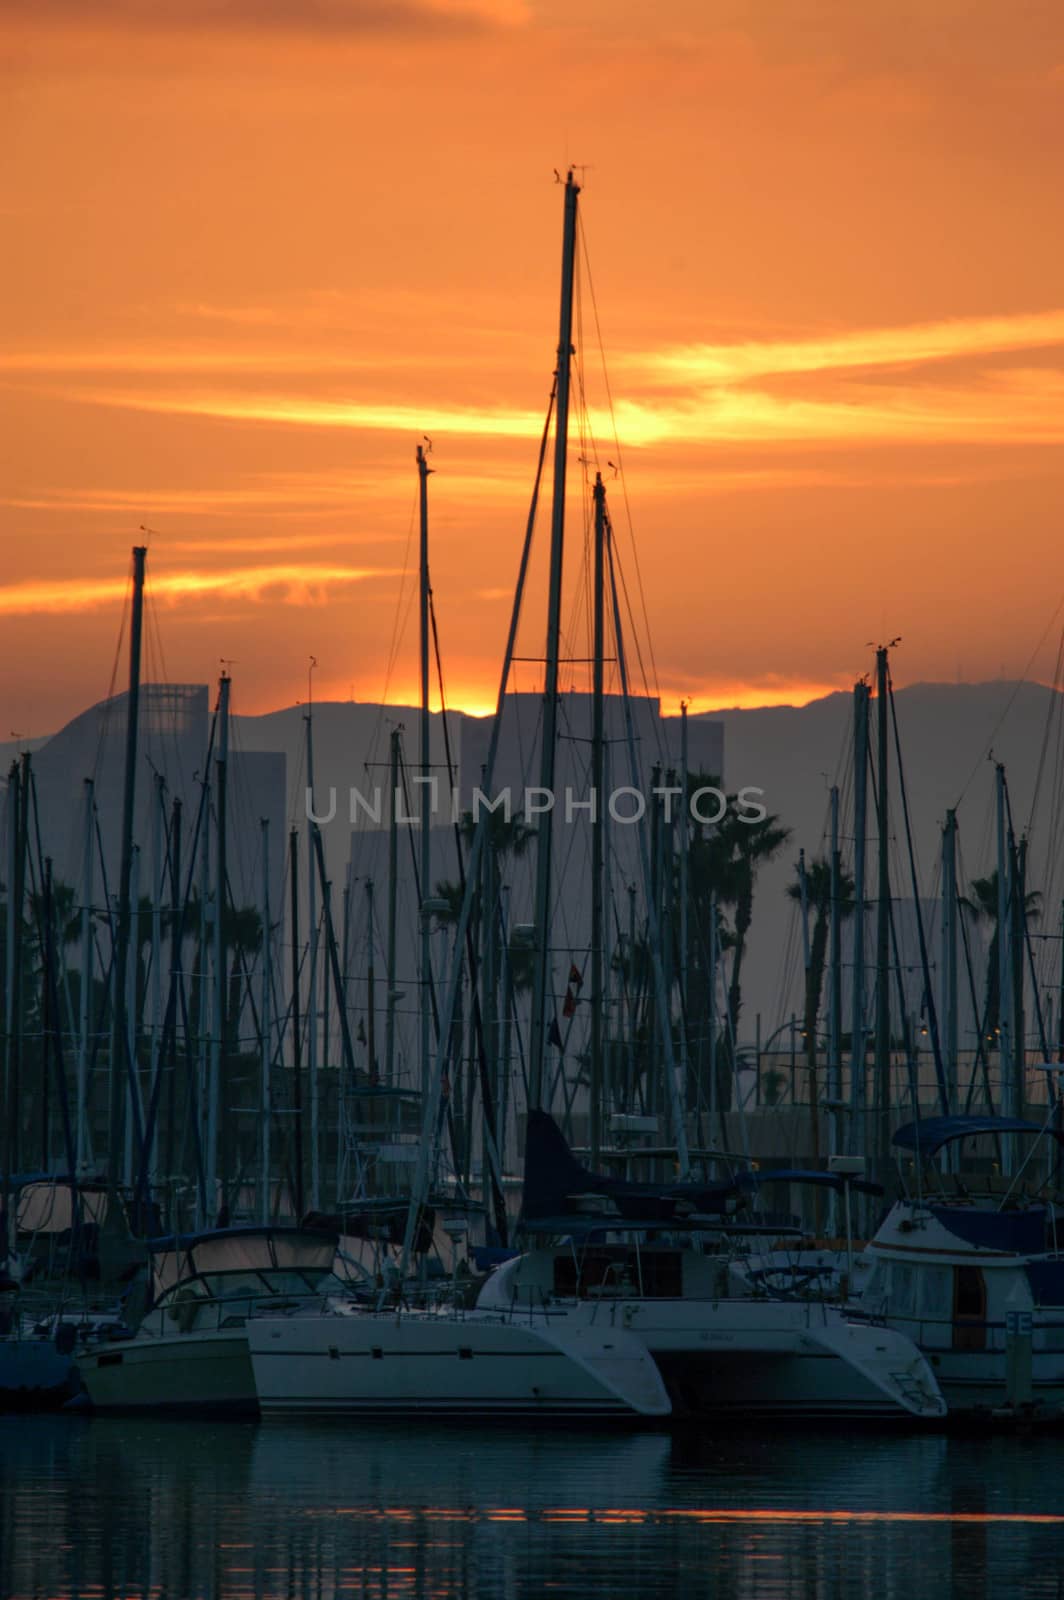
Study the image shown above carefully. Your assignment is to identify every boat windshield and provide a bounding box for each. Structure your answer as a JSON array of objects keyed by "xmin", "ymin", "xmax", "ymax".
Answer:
[{"xmin": 156, "ymin": 1266, "xmax": 342, "ymax": 1309}]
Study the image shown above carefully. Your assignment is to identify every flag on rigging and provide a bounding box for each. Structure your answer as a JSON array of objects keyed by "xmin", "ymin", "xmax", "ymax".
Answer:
[
  {"xmin": 569, "ymin": 963, "xmax": 584, "ymax": 988},
  {"xmin": 562, "ymin": 986, "xmax": 576, "ymax": 1018}
]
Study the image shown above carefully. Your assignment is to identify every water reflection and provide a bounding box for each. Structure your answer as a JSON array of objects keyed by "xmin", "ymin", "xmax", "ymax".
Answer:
[{"xmin": 2, "ymin": 1418, "xmax": 1063, "ymax": 1599}]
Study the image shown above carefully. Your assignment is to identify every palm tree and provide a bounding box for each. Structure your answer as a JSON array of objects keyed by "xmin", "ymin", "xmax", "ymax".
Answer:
[
  {"xmin": 786, "ymin": 857, "xmax": 855, "ymax": 1114},
  {"xmin": 683, "ymin": 774, "xmax": 790, "ymax": 1109},
  {"xmin": 960, "ymin": 869, "xmax": 1040, "ymax": 1043},
  {"xmin": 459, "ymin": 807, "xmax": 535, "ymax": 863},
  {"xmin": 722, "ymin": 808, "xmax": 791, "ymax": 1038}
]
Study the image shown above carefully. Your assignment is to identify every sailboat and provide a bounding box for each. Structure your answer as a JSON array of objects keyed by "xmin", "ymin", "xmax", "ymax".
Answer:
[
  {"xmin": 76, "ymin": 1223, "xmax": 353, "ymax": 1413},
  {"xmin": 853, "ymin": 1115, "xmax": 1064, "ymax": 1421}
]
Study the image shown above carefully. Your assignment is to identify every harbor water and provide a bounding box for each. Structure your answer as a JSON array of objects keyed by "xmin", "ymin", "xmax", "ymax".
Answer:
[{"xmin": 2, "ymin": 1417, "xmax": 1062, "ymax": 1598}]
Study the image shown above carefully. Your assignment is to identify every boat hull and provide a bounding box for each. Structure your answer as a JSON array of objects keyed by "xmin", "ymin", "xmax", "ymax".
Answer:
[
  {"xmin": 535, "ymin": 1300, "xmax": 945, "ymax": 1420},
  {"xmin": 78, "ymin": 1328, "xmax": 256, "ymax": 1414},
  {"xmin": 248, "ymin": 1312, "xmax": 671, "ymax": 1418},
  {"xmin": 0, "ymin": 1338, "xmax": 77, "ymax": 1412}
]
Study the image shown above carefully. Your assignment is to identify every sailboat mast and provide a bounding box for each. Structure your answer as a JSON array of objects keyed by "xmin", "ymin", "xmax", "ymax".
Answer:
[
  {"xmin": 417, "ymin": 443, "xmax": 433, "ymax": 1102},
  {"xmin": 874, "ymin": 646, "xmax": 891, "ymax": 1179},
  {"xmin": 828, "ymin": 785, "xmax": 842, "ymax": 1105},
  {"xmin": 207, "ymin": 671, "xmax": 230, "ymax": 1222},
  {"xmin": 77, "ymin": 777, "xmax": 95, "ymax": 1172},
  {"xmin": 260, "ymin": 817, "xmax": 271, "ymax": 1225},
  {"xmin": 305, "ymin": 663, "xmax": 320, "ymax": 1211},
  {"xmin": 679, "ymin": 704, "xmax": 689, "ymax": 1120},
  {"xmin": 147, "ymin": 771, "xmax": 164, "ymax": 1184},
  {"xmin": 108, "ymin": 543, "xmax": 147, "ymax": 1190},
  {"xmin": 528, "ymin": 169, "xmax": 579, "ymax": 1111},
  {"xmin": 289, "ymin": 827, "xmax": 304, "ymax": 1217},
  {"xmin": 366, "ymin": 877, "xmax": 377, "ymax": 1082},
  {"xmin": 3, "ymin": 764, "xmax": 19, "ymax": 1206},
  {"xmin": 941, "ymin": 809, "xmax": 958, "ymax": 1112},
  {"xmin": 995, "ymin": 763, "xmax": 1010, "ymax": 1109},
  {"xmin": 590, "ymin": 472, "xmax": 606, "ymax": 1166},
  {"xmin": 385, "ymin": 728, "xmax": 400, "ymax": 1086},
  {"xmin": 849, "ymin": 680, "xmax": 869, "ymax": 1153}
]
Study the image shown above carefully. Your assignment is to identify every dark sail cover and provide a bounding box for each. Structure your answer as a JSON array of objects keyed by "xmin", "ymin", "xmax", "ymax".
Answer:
[{"xmin": 520, "ymin": 1109, "xmax": 739, "ymax": 1227}]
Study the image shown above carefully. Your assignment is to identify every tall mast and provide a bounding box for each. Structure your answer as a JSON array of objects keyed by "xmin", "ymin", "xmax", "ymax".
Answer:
[
  {"xmin": 417, "ymin": 443, "xmax": 433, "ymax": 1102},
  {"xmin": 164, "ymin": 796, "xmax": 182, "ymax": 1215},
  {"xmin": 207, "ymin": 671, "xmax": 230, "ymax": 1222},
  {"xmin": 874, "ymin": 646, "xmax": 891, "ymax": 1179},
  {"xmin": 589, "ymin": 472, "xmax": 606, "ymax": 1166},
  {"xmin": 289, "ymin": 827, "xmax": 304, "ymax": 1217},
  {"xmin": 365, "ymin": 878, "xmax": 377, "ymax": 1084},
  {"xmin": 108, "ymin": 543, "xmax": 147, "ymax": 1190},
  {"xmin": 849, "ymin": 680, "xmax": 869, "ymax": 1154},
  {"xmin": 828, "ymin": 784, "xmax": 843, "ymax": 1201},
  {"xmin": 528, "ymin": 169, "xmax": 579, "ymax": 1111},
  {"xmin": 77, "ymin": 777, "xmax": 95, "ymax": 1172},
  {"xmin": 1012, "ymin": 831, "xmax": 1027, "ymax": 1125},
  {"xmin": 679, "ymin": 704, "xmax": 690, "ymax": 1126},
  {"xmin": 124, "ymin": 844, "xmax": 140, "ymax": 1187},
  {"xmin": 995, "ymin": 762, "xmax": 1010, "ymax": 1110},
  {"xmin": 941, "ymin": 809, "xmax": 958, "ymax": 1113},
  {"xmin": 195, "ymin": 783, "xmax": 210, "ymax": 1227},
  {"xmin": 305, "ymin": 660, "xmax": 320, "ymax": 1211},
  {"xmin": 4, "ymin": 763, "xmax": 20, "ymax": 1214},
  {"xmin": 828, "ymin": 785, "xmax": 842, "ymax": 1106},
  {"xmin": 385, "ymin": 728, "xmax": 400, "ymax": 1086},
  {"xmin": 147, "ymin": 771, "xmax": 164, "ymax": 1185},
  {"xmin": 1057, "ymin": 896, "xmax": 1064, "ymax": 1066},
  {"xmin": 260, "ymin": 817, "xmax": 272, "ymax": 1225}
]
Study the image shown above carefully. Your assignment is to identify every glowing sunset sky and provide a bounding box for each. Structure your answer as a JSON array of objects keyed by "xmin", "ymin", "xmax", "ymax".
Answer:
[{"xmin": 3, "ymin": 0, "xmax": 1064, "ymax": 733}]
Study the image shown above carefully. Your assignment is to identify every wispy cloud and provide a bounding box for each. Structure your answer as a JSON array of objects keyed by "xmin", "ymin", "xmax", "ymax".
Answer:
[
  {"xmin": 0, "ymin": 346, "xmax": 450, "ymax": 376},
  {"xmin": 0, "ymin": 0, "xmax": 528, "ymax": 36},
  {"xmin": 68, "ymin": 387, "xmax": 548, "ymax": 441},
  {"xmin": 63, "ymin": 365, "xmax": 1064, "ymax": 449},
  {"xmin": 0, "ymin": 563, "xmax": 401, "ymax": 616},
  {"xmin": 630, "ymin": 308, "xmax": 1064, "ymax": 386}
]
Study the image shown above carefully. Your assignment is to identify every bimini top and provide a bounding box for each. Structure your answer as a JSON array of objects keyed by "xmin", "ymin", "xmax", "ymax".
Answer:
[
  {"xmin": 148, "ymin": 1224, "xmax": 338, "ymax": 1298},
  {"xmin": 893, "ymin": 1115, "xmax": 1064, "ymax": 1157}
]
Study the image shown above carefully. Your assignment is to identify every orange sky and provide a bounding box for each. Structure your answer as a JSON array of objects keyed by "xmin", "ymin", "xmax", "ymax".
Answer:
[{"xmin": 3, "ymin": 0, "xmax": 1064, "ymax": 734}]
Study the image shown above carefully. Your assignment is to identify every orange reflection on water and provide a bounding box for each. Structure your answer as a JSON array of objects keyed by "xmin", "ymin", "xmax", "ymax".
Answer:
[{"xmin": 657, "ymin": 1509, "xmax": 1064, "ymax": 1525}]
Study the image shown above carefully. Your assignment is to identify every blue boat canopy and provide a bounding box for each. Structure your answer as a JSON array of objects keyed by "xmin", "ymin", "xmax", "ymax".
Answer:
[{"xmin": 892, "ymin": 1116, "xmax": 1064, "ymax": 1157}]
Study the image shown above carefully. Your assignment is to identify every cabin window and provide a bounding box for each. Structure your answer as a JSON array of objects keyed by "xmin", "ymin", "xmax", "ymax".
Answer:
[
  {"xmin": 917, "ymin": 1267, "xmax": 952, "ymax": 1322},
  {"xmin": 891, "ymin": 1263, "xmax": 916, "ymax": 1316},
  {"xmin": 952, "ymin": 1266, "xmax": 987, "ymax": 1351},
  {"xmin": 552, "ymin": 1249, "xmax": 682, "ymax": 1299},
  {"xmin": 863, "ymin": 1261, "xmax": 889, "ymax": 1306}
]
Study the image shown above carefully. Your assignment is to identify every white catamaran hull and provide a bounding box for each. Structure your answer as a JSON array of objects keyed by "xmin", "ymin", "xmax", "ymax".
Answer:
[
  {"xmin": 248, "ymin": 1309, "xmax": 672, "ymax": 1419},
  {"xmin": 573, "ymin": 1302, "xmax": 944, "ymax": 1420}
]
